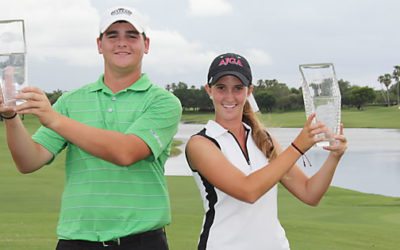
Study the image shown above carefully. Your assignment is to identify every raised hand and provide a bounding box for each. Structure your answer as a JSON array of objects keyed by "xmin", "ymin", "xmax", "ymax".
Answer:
[
  {"xmin": 292, "ymin": 113, "xmax": 328, "ymax": 153},
  {"xmin": 14, "ymin": 86, "xmax": 61, "ymax": 127},
  {"xmin": 323, "ymin": 123, "xmax": 348, "ymax": 158}
]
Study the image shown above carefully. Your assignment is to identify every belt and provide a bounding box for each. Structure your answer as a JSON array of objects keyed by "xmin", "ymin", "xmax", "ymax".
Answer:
[
  {"xmin": 102, "ymin": 228, "xmax": 164, "ymax": 247},
  {"xmin": 60, "ymin": 228, "xmax": 165, "ymax": 248}
]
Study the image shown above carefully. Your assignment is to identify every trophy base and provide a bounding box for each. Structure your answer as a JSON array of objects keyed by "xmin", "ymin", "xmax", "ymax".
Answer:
[
  {"xmin": 316, "ymin": 138, "xmax": 337, "ymax": 147},
  {"xmin": 316, "ymin": 141, "xmax": 330, "ymax": 147}
]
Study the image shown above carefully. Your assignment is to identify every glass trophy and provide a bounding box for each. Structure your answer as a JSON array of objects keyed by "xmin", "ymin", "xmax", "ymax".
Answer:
[
  {"xmin": 299, "ymin": 63, "xmax": 341, "ymax": 147},
  {"xmin": 0, "ymin": 19, "xmax": 27, "ymax": 106}
]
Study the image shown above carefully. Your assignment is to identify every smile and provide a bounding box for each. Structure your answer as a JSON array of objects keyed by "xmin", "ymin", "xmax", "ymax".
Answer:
[
  {"xmin": 223, "ymin": 104, "xmax": 237, "ymax": 109},
  {"xmin": 114, "ymin": 52, "xmax": 131, "ymax": 55}
]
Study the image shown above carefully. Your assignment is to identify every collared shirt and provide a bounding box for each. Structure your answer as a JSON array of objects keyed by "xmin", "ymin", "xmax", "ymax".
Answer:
[
  {"xmin": 32, "ymin": 74, "xmax": 182, "ymax": 241},
  {"xmin": 189, "ymin": 120, "xmax": 290, "ymax": 250}
]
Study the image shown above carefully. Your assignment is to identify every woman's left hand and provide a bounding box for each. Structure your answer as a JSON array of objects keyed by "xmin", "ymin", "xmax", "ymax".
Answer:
[{"xmin": 323, "ymin": 123, "xmax": 347, "ymax": 158}]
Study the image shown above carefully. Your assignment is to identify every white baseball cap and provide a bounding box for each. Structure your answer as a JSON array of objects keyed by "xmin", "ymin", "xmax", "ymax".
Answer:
[{"xmin": 99, "ymin": 6, "xmax": 147, "ymax": 34}]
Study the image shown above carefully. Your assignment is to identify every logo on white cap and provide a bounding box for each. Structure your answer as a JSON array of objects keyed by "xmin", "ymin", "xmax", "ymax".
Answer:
[
  {"xmin": 111, "ymin": 8, "xmax": 132, "ymax": 16},
  {"xmin": 99, "ymin": 6, "xmax": 146, "ymax": 34}
]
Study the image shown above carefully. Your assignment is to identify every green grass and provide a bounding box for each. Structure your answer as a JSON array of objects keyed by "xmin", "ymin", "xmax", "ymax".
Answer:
[
  {"xmin": 170, "ymin": 139, "xmax": 184, "ymax": 157},
  {"xmin": 182, "ymin": 106, "xmax": 400, "ymax": 128},
  {"xmin": 0, "ymin": 168, "xmax": 399, "ymax": 249},
  {"xmin": 169, "ymin": 178, "xmax": 400, "ymax": 250},
  {"xmin": 277, "ymin": 185, "xmax": 400, "ymax": 250},
  {"xmin": 1, "ymin": 112, "xmax": 400, "ymax": 249}
]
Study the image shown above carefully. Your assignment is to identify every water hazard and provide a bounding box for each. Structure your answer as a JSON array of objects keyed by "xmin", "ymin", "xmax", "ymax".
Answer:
[{"xmin": 165, "ymin": 124, "xmax": 400, "ymax": 197}]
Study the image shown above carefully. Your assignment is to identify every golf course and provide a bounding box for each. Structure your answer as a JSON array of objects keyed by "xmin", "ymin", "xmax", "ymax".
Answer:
[{"xmin": 1, "ymin": 106, "xmax": 399, "ymax": 249}]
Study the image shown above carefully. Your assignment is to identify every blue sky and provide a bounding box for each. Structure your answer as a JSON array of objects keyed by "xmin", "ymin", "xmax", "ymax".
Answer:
[{"xmin": 0, "ymin": 0, "xmax": 398, "ymax": 91}]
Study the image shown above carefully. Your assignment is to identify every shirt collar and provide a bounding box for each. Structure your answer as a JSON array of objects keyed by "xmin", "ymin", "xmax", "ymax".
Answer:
[
  {"xmin": 88, "ymin": 73, "xmax": 152, "ymax": 93},
  {"xmin": 205, "ymin": 120, "xmax": 251, "ymax": 138}
]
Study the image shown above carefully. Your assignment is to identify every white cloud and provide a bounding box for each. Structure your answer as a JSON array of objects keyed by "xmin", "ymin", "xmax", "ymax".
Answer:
[
  {"xmin": 0, "ymin": 0, "xmax": 100, "ymax": 67},
  {"xmin": 142, "ymin": 28, "xmax": 275, "ymax": 87},
  {"xmin": 188, "ymin": 0, "xmax": 233, "ymax": 16},
  {"xmin": 142, "ymin": 29, "xmax": 274, "ymax": 86},
  {"xmin": 245, "ymin": 49, "xmax": 272, "ymax": 66},
  {"xmin": 145, "ymin": 28, "xmax": 216, "ymax": 76},
  {"xmin": 1, "ymin": 0, "xmax": 398, "ymax": 90}
]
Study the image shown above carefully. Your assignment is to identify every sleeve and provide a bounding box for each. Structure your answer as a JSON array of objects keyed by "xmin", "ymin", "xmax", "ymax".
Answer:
[{"xmin": 125, "ymin": 90, "xmax": 182, "ymax": 159}]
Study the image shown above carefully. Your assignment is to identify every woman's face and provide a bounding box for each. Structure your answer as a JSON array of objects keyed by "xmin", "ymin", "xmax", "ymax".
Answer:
[{"xmin": 206, "ymin": 75, "xmax": 253, "ymax": 123}]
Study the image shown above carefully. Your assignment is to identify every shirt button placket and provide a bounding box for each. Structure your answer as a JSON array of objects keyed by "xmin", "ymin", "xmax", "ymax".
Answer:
[{"xmin": 108, "ymin": 96, "xmax": 116, "ymax": 113}]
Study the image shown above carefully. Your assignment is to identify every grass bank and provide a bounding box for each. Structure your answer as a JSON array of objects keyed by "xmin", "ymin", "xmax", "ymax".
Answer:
[
  {"xmin": 182, "ymin": 106, "xmax": 400, "ymax": 129},
  {"xmin": 168, "ymin": 177, "xmax": 400, "ymax": 250},
  {"xmin": 0, "ymin": 166, "xmax": 398, "ymax": 250},
  {"xmin": 1, "ymin": 111, "xmax": 399, "ymax": 249}
]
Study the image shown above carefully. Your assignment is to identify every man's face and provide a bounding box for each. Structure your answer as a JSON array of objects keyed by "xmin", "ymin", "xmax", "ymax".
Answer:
[{"xmin": 97, "ymin": 21, "xmax": 149, "ymax": 72}]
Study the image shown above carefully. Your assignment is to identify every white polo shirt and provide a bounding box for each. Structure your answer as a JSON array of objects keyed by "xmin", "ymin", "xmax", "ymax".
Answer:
[{"xmin": 189, "ymin": 120, "xmax": 290, "ymax": 250}]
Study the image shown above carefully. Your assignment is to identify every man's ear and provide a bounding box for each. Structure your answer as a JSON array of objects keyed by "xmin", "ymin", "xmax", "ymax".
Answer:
[
  {"xmin": 97, "ymin": 37, "xmax": 103, "ymax": 54},
  {"xmin": 144, "ymin": 37, "xmax": 150, "ymax": 54}
]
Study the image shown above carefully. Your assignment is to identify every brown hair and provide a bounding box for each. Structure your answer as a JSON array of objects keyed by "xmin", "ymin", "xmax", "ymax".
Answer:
[{"xmin": 242, "ymin": 101, "xmax": 277, "ymax": 159}]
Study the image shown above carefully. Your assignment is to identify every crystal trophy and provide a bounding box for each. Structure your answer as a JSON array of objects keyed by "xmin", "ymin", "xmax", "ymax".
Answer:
[
  {"xmin": 299, "ymin": 63, "xmax": 341, "ymax": 147},
  {"xmin": 0, "ymin": 19, "xmax": 27, "ymax": 106}
]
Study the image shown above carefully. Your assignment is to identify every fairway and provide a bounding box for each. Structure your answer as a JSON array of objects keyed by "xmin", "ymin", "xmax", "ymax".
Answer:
[
  {"xmin": 1, "ymin": 113, "xmax": 400, "ymax": 249},
  {"xmin": 0, "ymin": 168, "xmax": 399, "ymax": 250},
  {"xmin": 182, "ymin": 106, "xmax": 400, "ymax": 128}
]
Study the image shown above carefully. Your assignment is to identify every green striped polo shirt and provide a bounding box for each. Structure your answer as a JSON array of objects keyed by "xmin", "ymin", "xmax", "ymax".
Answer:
[{"xmin": 32, "ymin": 74, "xmax": 182, "ymax": 241}]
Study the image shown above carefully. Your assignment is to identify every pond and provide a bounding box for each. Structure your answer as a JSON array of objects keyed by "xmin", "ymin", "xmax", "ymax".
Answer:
[{"xmin": 165, "ymin": 124, "xmax": 400, "ymax": 198}]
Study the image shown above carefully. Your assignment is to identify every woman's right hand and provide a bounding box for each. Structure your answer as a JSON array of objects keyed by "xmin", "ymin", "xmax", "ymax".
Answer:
[{"xmin": 292, "ymin": 113, "xmax": 327, "ymax": 153}]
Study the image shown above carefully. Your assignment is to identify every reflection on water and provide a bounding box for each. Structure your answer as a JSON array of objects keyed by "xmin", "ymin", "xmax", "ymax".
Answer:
[{"xmin": 165, "ymin": 124, "xmax": 400, "ymax": 197}]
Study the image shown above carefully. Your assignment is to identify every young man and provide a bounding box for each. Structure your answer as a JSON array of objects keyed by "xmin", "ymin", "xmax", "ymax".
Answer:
[{"xmin": 0, "ymin": 6, "xmax": 181, "ymax": 250}]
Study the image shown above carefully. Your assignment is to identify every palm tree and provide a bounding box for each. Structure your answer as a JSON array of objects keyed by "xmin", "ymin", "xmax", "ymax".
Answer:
[
  {"xmin": 378, "ymin": 73, "xmax": 392, "ymax": 106},
  {"xmin": 392, "ymin": 65, "xmax": 400, "ymax": 108}
]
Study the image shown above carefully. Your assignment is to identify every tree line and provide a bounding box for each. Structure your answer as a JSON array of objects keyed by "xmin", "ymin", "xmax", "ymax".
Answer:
[
  {"xmin": 167, "ymin": 65, "xmax": 399, "ymax": 112},
  {"xmin": 42, "ymin": 65, "xmax": 400, "ymax": 113},
  {"xmin": 377, "ymin": 65, "xmax": 400, "ymax": 107}
]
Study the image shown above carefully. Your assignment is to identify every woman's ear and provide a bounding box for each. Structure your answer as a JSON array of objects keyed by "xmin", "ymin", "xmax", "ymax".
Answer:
[
  {"xmin": 205, "ymin": 84, "xmax": 212, "ymax": 96},
  {"xmin": 247, "ymin": 85, "xmax": 254, "ymax": 97}
]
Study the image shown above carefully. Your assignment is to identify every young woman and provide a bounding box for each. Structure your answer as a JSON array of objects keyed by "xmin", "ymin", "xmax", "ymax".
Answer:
[{"xmin": 185, "ymin": 52, "xmax": 347, "ymax": 250}]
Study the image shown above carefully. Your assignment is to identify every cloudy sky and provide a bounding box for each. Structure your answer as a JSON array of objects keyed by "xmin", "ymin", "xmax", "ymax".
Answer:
[{"xmin": 0, "ymin": 0, "xmax": 398, "ymax": 91}]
